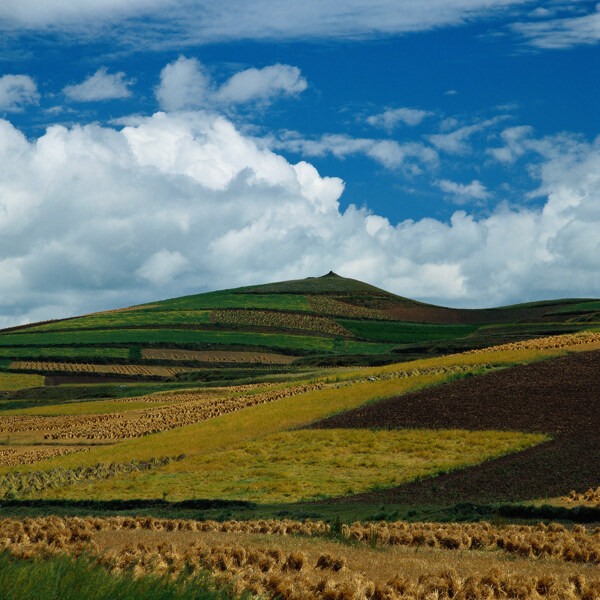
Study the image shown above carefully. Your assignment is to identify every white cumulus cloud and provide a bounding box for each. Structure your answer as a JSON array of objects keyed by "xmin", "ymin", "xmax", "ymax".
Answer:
[
  {"xmin": 156, "ymin": 57, "xmax": 307, "ymax": 111},
  {"xmin": 155, "ymin": 56, "xmax": 212, "ymax": 112},
  {"xmin": 0, "ymin": 74, "xmax": 39, "ymax": 111},
  {"xmin": 63, "ymin": 67, "xmax": 134, "ymax": 102},
  {"xmin": 0, "ymin": 111, "xmax": 599, "ymax": 327},
  {"xmin": 216, "ymin": 64, "xmax": 307, "ymax": 104}
]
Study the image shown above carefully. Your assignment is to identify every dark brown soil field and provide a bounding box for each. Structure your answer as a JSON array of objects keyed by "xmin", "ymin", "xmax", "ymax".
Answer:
[
  {"xmin": 310, "ymin": 350, "xmax": 600, "ymax": 504},
  {"xmin": 381, "ymin": 303, "xmax": 582, "ymax": 324}
]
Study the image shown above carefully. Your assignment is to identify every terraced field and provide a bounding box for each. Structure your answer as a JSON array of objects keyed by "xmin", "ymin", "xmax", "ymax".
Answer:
[
  {"xmin": 1, "ymin": 273, "xmax": 600, "ymax": 599},
  {"xmin": 1, "ymin": 272, "xmax": 598, "ymax": 384}
]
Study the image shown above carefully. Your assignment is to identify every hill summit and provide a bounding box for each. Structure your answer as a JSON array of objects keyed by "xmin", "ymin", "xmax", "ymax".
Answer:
[{"xmin": 236, "ymin": 271, "xmax": 414, "ymax": 299}]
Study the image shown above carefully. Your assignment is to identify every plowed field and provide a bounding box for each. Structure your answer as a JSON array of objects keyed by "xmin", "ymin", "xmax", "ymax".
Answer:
[{"xmin": 310, "ymin": 349, "xmax": 600, "ymax": 504}]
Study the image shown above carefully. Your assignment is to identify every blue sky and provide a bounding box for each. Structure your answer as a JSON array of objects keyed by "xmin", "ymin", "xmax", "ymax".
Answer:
[{"xmin": 0, "ymin": 1, "xmax": 599, "ymax": 324}]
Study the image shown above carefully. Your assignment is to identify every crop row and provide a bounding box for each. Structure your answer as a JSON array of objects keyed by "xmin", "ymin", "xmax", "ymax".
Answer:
[
  {"xmin": 0, "ymin": 446, "xmax": 89, "ymax": 467},
  {"xmin": 3, "ymin": 517, "xmax": 600, "ymax": 599},
  {"xmin": 0, "ymin": 383, "xmax": 324, "ymax": 440},
  {"xmin": 0, "ymin": 347, "xmax": 128, "ymax": 360},
  {"xmin": 10, "ymin": 361, "xmax": 193, "ymax": 377},
  {"xmin": 564, "ymin": 487, "xmax": 600, "ymax": 504},
  {"xmin": 306, "ymin": 295, "xmax": 392, "ymax": 320},
  {"xmin": 343, "ymin": 521, "xmax": 600, "ymax": 563},
  {"xmin": 113, "ymin": 382, "xmax": 277, "ymax": 403},
  {"xmin": 462, "ymin": 331, "xmax": 600, "ymax": 354},
  {"xmin": 0, "ymin": 328, "xmax": 393, "ymax": 355},
  {"xmin": 96, "ymin": 543, "xmax": 600, "ymax": 600},
  {"xmin": 48, "ymin": 383, "xmax": 324, "ymax": 440},
  {"xmin": 4, "ymin": 516, "xmax": 600, "ymax": 563},
  {"xmin": 22, "ymin": 309, "xmax": 211, "ymax": 333},
  {"xmin": 0, "ymin": 456, "xmax": 185, "ymax": 498},
  {"xmin": 211, "ymin": 309, "xmax": 352, "ymax": 337},
  {"xmin": 0, "ymin": 516, "xmax": 329, "ymax": 544},
  {"xmin": 142, "ymin": 348, "xmax": 296, "ymax": 364},
  {"xmin": 337, "ymin": 363, "xmax": 486, "ymax": 386}
]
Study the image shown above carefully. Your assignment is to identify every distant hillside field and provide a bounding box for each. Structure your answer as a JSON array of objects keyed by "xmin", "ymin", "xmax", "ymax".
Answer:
[{"xmin": 0, "ymin": 272, "xmax": 598, "ymax": 383}]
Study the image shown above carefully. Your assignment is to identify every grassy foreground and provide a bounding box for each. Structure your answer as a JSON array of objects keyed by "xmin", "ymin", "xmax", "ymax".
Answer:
[{"xmin": 0, "ymin": 551, "xmax": 247, "ymax": 600}]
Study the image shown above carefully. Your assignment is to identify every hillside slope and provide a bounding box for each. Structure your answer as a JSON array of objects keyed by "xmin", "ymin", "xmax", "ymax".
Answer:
[{"xmin": 0, "ymin": 272, "xmax": 598, "ymax": 383}]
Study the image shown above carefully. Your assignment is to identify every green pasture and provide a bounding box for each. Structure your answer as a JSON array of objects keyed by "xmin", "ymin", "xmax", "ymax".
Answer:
[
  {"xmin": 550, "ymin": 300, "xmax": 600, "ymax": 314},
  {"xmin": 0, "ymin": 347, "xmax": 129, "ymax": 360},
  {"xmin": 153, "ymin": 292, "xmax": 313, "ymax": 311},
  {"xmin": 0, "ymin": 329, "xmax": 396, "ymax": 354},
  {"xmin": 338, "ymin": 319, "xmax": 479, "ymax": 343},
  {"xmin": 22, "ymin": 310, "xmax": 212, "ymax": 333}
]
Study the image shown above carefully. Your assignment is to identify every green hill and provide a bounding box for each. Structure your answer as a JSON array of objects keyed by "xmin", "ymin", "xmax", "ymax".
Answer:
[{"xmin": 0, "ymin": 272, "xmax": 598, "ymax": 385}]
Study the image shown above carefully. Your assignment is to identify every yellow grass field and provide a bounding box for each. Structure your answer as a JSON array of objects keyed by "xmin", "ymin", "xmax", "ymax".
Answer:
[{"xmin": 135, "ymin": 428, "xmax": 548, "ymax": 503}]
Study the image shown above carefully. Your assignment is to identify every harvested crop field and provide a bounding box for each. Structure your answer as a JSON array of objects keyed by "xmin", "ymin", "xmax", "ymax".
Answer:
[
  {"xmin": 212, "ymin": 309, "xmax": 353, "ymax": 336},
  {"xmin": 142, "ymin": 348, "xmax": 296, "ymax": 364},
  {"xmin": 310, "ymin": 349, "xmax": 600, "ymax": 504},
  {"xmin": 3, "ymin": 517, "xmax": 600, "ymax": 600},
  {"xmin": 0, "ymin": 383, "xmax": 323, "ymax": 442},
  {"xmin": 0, "ymin": 446, "xmax": 89, "ymax": 467},
  {"xmin": 462, "ymin": 330, "xmax": 600, "ymax": 354},
  {"xmin": 9, "ymin": 361, "xmax": 195, "ymax": 377}
]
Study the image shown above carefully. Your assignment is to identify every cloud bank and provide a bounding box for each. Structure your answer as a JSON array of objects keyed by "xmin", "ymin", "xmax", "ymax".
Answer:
[
  {"xmin": 0, "ymin": 111, "xmax": 599, "ymax": 327},
  {"xmin": 0, "ymin": 1, "xmax": 536, "ymax": 45}
]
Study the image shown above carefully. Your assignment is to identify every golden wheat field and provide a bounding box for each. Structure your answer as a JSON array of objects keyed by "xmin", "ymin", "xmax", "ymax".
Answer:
[{"xmin": 3, "ymin": 517, "xmax": 600, "ymax": 599}]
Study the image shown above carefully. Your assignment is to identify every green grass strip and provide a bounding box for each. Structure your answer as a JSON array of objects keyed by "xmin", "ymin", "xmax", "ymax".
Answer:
[
  {"xmin": 22, "ymin": 310, "xmax": 212, "ymax": 333},
  {"xmin": 0, "ymin": 347, "xmax": 128, "ymax": 360},
  {"xmin": 0, "ymin": 329, "xmax": 396, "ymax": 354},
  {"xmin": 0, "ymin": 551, "xmax": 248, "ymax": 600},
  {"xmin": 156, "ymin": 292, "xmax": 312, "ymax": 311},
  {"xmin": 338, "ymin": 319, "xmax": 479, "ymax": 343}
]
